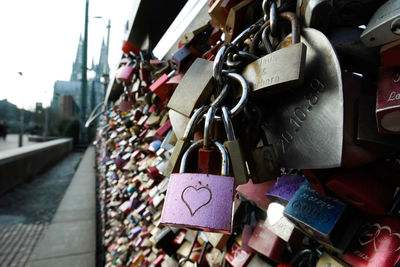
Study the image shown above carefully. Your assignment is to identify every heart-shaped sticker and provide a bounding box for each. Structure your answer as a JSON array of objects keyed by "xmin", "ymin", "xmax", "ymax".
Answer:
[{"xmin": 181, "ymin": 186, "xmax": 212, "ymax": 216}]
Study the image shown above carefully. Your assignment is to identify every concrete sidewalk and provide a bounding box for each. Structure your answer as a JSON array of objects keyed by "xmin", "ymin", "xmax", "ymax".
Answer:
[{"xmin": 28, "ymin": 146, "xmax": 96, "ymax": 267}]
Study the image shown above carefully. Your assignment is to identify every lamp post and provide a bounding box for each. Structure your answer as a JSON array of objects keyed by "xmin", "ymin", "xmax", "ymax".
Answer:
[
  {"xmin": 79, "ymin": 0, "xmax": 89, "ymax": 146},
  {"xmin": 18, "ymin": 72, "xmax": 24, "ymax": 147}
]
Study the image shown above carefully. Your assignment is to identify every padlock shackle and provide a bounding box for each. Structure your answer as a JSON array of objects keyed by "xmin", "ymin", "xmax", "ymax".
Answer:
[
  {"xmin": 279, "ymin": 12, "xmax": 301, "ymax": 44},
  {"xmin": 222, "ymin": 106, "xmax": 236, "ymax": 141},
  {"xmin": 204, "ymin": 106, "xmax": 216, "ymax": 149},
  {"xmin": 210, "ymin": 83, "xmax": 229, "ymax": 108},
  {"xmin": 183, "ymin": 105, "xmax": 208, "ymax": 140},
  {"xmin": 180, "ymin": 139, "xmax": 229, "ymax": 176},
  {"xmin": 210, "ymin": 72, "xmax": 249, "ymax": 121}
]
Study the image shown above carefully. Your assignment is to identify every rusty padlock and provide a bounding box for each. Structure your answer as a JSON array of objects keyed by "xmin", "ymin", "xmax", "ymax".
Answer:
[{"xmin": 161, "ymin": 139, "xmax": 235, "ymax": 234}]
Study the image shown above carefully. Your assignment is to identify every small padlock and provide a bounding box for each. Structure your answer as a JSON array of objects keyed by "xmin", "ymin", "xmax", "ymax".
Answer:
[
  {"xmin": 161, "ymin": 139, "xmax": 235, "ymax": 234},
  {"xmin": 284, "ymin": 180, "xmax": 365, "ymax": 253},
  {"xmin": 343, "ymin": 217, "xmax": 400, "ymax": 267},
  {"xmin": 222, "ymin": 106, "xmax": 248, "ymax": 186},
  {"xmin": 122, "ymin": 40, "xmax": 140, "ymax": 56},
  {"xmin": 376, "ymin": 67, "xmax": 400, "ymax": 134},
  {"xmin": 172, "ymin": 46, "xmax": 194, "ymax": 73},
  {"xmin": 236, "ymin": 178, "xmax": 275, "ymax": 211},
  {"xmin": 225, "ymin": 241, "xmax": 254, "ymax": 267},
  {"xmin": 242, "ymin": 12, "xmax": 307, "ymax": 96},
  {"xmin": 360, "ymin": 0, "xmax": 400, "ymax": 47},
  {"xmin": 168, "ymin": 58, "xmax": 215, "ymax": 118},
  {"xmin": 266, "ymin": 173, "xmax": 305, "ymax": 205},
  {"xmin": 247, "ymin": 220, "xmax": 286, "ymax": 263},
  {"xmin": 381, "ymin": 39, "xmax": 400, "ymax": 67},
  {"xmin": 149, "ymin": 71, "xmax": 176, "ymax": 103},
  {"xmin": 326, "ymin": 168, "xmax": 396, "ymax": 216},
  {"xmin": 116, "ymin": 60, "xmax": 138, "ymax": 85}
]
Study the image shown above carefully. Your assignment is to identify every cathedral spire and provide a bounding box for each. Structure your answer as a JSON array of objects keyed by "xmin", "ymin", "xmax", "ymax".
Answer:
[{"xmin": 70, "ymin": 35, "xmax": 84, "ymax": 81}]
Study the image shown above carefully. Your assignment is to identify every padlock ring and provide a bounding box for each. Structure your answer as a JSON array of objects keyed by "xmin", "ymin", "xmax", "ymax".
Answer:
[
  {"xmin": 180, "ymin": 139, "xmax": 229, "ymax": 176},
  {"xmin": 206, "ymin": 72, "xmax": 249, "ymax": 122},
  {"xmin": 182, "ymin": 105, "xmax": 209, "ymax": 140},
  {"xmin": 204, "ymin": 106, "xmax": 217, "ymax": 149},
  {"xmin": 213, "ymin": 44, "xmax": 235, "ymax": 84}
]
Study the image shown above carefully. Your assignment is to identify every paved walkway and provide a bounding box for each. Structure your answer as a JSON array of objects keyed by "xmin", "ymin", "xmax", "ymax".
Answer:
[
  {"xmin": 28, "ymin": 147, "xmax": 96, "ymax": 267},
  {"xmin": 0, "ymin": 151, "xmax": 83, "ymax": 267},
  {"xmin": 0, "ymin": 134, "xmax": 36, "ymax": 152}
]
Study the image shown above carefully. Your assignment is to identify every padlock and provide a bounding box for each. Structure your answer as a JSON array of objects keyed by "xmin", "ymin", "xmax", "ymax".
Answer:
[
  {"xmin": 343, "ymin": 217, "xmax": 400, "ymax": 267},
  {"xmin": 381, "ymin": 39, "xmax": 400, "ymax": 67},
  {"xmin": 236, "ymin": 178, "xmax": 275, "ymax": 210},
  {"xmin": 122, "ymin": 40, "xmax": 140, "ymax": 56},
  {"xmin": 264, "ymin": 202, "xmax": 297, "ymax": 242},
  {"xmin": 266, "ymin": 174, "xmax": 305, "ymax": 205},
  {"xmin": 198, "ymin": 106, "xmax": 221, "ymax": 175},
  {"xmin": 164, "ymin": 106, "xmax": 208, "ymax": 178},
  {"xmin": 356, "ymin": 96, "xmax": 400, "ymax": 149},
  {"xmin": 209, "ymin": 0, "xmax": 228, "ymax": 29},
  {"xmin": 222, "ymin": 106, "xmax": 248, "ymax": 186},
  {"xmin": 329, "ymin": 27, "xmax": 380, "ymax": 79},
  {"xmin": 376, "ymin": 67, "xmax": 400, "ymax": 134},
  {"xmin": 154, "ymin": 227, "xmax": 181, "ymax": 256},
  {"xmin": 316, "ymin": 252, "xmax": 350, "ymax": 267},
  {"xmin": 168, "ymin": 58, "xmax": 215, "ymax": 118},
  {"xmin": 242, "ymin": 12, "xmax": 307, "ymax": 96},
  {"xmin": 149, "ymin": 71, "xmax": 175, "ymax": 103},
  {"xmin": 224, "ymin": 0, "xmax": 256, "ymax": 44},
  {"xmin": 326, "ymin": 168, "xmax": 396, "ymax": 216},
  {"xmin": 284, "ymin": 180, "xmax": 365, "ymax": 253},
  {"xmin": 172, "ymin": 46, "xmax": 194, "ymax": 73},
  {"xmin": 225, "ymin": 241, "xmax": 254, "ymax": 267},
  {"xmin": 360, "ymin": 0, "xmax": 400, "ymax": 47},
  {"xmin": 261, "ymin": 28, "xmax": 343, "ymax": 169},
  {"xmin": 296, "ymin": 0, "xmax": 332, "ymax": 31},
  {"xmin": 116, "ymin": 60, "xmax": 138, "ymax": 85},
  {"xmin": 247, "ymin": 220, "xmax": 286, "ymax": 263},
  {"xmin": 161, "ymin": 139, "xmax": 235, "ymax": 234}
]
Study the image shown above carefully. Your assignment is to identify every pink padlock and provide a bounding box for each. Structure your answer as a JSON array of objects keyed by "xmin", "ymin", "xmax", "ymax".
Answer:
[
  {"xmin": 161, "ymin": 139, "xmax": 235, "ymax": 234},
  {"xmin": 116, "ymin": 60, "xmax": 138, "ymax": 85}
]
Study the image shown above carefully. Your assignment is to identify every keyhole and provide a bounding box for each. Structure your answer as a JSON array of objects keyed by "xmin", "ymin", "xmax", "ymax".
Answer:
[{"xmin": 391, "ymin": 19, "xmax": 400, "ymax": 35}]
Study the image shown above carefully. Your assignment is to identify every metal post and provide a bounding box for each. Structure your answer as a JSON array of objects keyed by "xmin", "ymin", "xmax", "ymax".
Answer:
[
  {"xmin": 19, "ymin": 108, "xmax": 23, "ymax": 147},
  {"xmin": 80, "ymin": 0, "xmax": 89, "ymax": 146},
  {"xmin": 44, "ymin": 107, "xmax": 48, "ymax": 139}
]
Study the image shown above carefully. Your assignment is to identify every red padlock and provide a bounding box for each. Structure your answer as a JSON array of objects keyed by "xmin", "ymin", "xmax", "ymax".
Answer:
[
  {"xmin": 122, "ymin": 40, "xmax": 140, "ymax": 56},
  {"xmin": 376, "ymin": 66, "xmax": 400, "ymax": 134},
  {"xmin": 236, "ymin": 179, "xmax": 275, "ymax": 210},
  {"xmin": 381, "ymin": 39, "xmax": 400, "ymax": 67},
  {"xmin": 247, "ymin": 220, "xmax": 286, "ymax": 263},
  {"xmin": 154, "ymin": 120, "xmax": 172, "ymax": 141},
  {"xmin": 343, "ymin": 217, "xmax": 400, "ymax": 267},
  {"xmin": 149, "ymin": 72, "xmax": 175, "ymax": 103},
  {"xmin": 326, "ymin": 168, "xmax": 395, "ymax": 216},
  {"xmin": 225, "ymin": 242, "xmax": 254, "ymax": 267}
]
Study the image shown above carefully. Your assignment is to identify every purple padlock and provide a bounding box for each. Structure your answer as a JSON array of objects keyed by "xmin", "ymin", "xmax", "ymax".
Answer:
[
  {"xmin": 266, "ymin": 174, "xmax": 304, "ymax": 204},
  {"xmin": 161, "ymin": 139, "xmax": 235, "ymax": 234}
]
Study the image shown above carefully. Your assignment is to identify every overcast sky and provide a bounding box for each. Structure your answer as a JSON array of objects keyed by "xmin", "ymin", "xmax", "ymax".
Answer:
[{"xmin": 0, "ymin": 0, "xmax": 134, "ymax": 110}]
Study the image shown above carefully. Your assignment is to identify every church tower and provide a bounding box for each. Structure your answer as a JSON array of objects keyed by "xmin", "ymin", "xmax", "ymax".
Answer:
[{"xmin": 70, "ymin": 35, "xmax": 84, "ymax": 81}]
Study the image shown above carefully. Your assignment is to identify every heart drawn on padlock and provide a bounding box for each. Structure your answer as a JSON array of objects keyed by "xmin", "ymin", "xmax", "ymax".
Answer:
[
  {"xmin": 181, "ymin": 186, "xmax": 212, "ymax": 216},
  {"xmin": 372, "ymin": 224, "xmax": 400, "ymax": 253},
  {"xmin": 359, "ymin": 223, "xmax": 378, "ymax": 246}
]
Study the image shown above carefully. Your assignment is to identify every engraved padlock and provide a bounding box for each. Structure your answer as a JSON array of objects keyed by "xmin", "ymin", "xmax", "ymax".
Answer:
[
  {"xmin": 242, "ymin": 12, "xmax": 307, "ymax": 96},
  {"xmin": 161, "ymin": 139, "xmax": 235, "ymax": 234}
]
